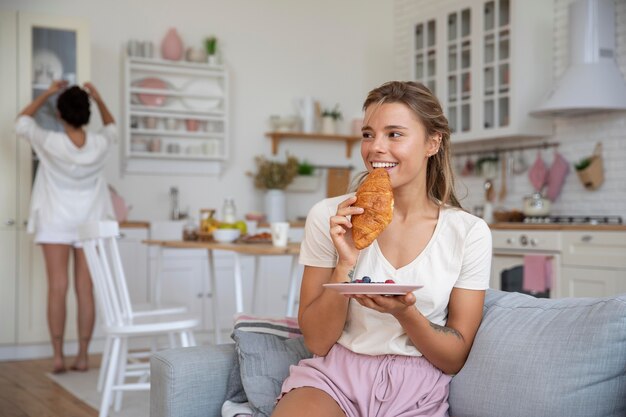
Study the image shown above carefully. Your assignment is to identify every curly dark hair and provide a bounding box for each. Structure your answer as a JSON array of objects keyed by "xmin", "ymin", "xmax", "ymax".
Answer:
[{"xmin": 56, "ymin": 85, "xmax": 91, "ymax": 128}]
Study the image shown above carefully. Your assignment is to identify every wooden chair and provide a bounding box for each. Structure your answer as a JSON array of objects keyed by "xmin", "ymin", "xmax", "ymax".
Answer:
[{"xmin": 79, "ymin": 221, "xmax": 199, "ymax": 417}]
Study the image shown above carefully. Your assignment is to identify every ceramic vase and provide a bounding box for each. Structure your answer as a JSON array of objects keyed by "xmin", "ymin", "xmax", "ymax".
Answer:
[
  {"xmin": 321, "ymin": 116, "xmax": 336, "ymax": 135},
  {"xmin": 161, "ymin": 28, "xmax": 183, "ymax": 61},
  {"xmin": 264, "ymin": 189, "xmax": 286, "ymax": 223}
]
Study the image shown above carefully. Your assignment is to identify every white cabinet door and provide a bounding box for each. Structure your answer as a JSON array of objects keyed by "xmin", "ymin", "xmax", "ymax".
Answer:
[
  {"xmin": 560, "ymin": 231, "xmax": 626, "ymax": 298},
  {"xmin": 12, "ymin": 13, "xmax": 90, "ymax": 345},
  {"xmin": 0, "ymin": 11, "xmax": 17, "ymax": 231},
  {"xmin": 118, "ymin": 227, "xmax": 149, "ymax": 304},
  {"xmin": 0, "ymin": 230, "xmax": 17, "ymax": 345},
  {"xmin": 561, "ymin": 266, "xmax": 626, "ymax": 298},
  {"xmin": 0, "ymin": 12, "xmax": 18, "ymax": 346},
  {"xmin": 151, "ymin": 250, "xmax": 207, "ymax": 337}
]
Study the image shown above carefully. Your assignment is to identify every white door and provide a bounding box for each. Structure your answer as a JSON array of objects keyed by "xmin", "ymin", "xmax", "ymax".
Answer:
[{"xmin": 15, "ymin": 13, "xmax": 90, "ymax": 344}]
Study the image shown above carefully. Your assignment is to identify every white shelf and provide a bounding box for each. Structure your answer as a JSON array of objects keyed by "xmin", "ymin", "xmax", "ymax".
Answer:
[
  {"xmin": 130, "ymin": 128, "xmax": 225, "ymax": 139},
  {"xmin": 123, "ymin": 55, "xmax": 229, "ymax": 175}
]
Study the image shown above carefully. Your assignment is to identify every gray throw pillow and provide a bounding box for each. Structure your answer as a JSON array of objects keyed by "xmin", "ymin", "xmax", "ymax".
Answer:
[
  {"xmin": 449, "ymin": 290, "xmax": 626, "ymax": 417},
  {"xmin": 232, "ymin": 330, "xmax": 311, "ymax": 417}
]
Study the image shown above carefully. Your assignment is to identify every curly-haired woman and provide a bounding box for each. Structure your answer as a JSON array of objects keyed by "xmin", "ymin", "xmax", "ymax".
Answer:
[{"xmin": 16, "ymin": 80, "xmax": 116, "ymax": 373}]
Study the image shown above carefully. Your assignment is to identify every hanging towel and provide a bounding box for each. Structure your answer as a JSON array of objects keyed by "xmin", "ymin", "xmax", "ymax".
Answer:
[
  {"xmin": 522, "ymin": 255, "xmax": 552, "ymax": 293},
  {"xmin": 546, "ymin": 152, "xmax": 570, "ymax": 202},
  {"xmin": 528, "ymin": 151, "xmax": 548, "ymax": 192}
]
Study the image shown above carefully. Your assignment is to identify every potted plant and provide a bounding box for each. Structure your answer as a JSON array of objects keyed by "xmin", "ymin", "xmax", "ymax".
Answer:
[
  {"xmin": 287, "ymin": 160, "xmax": 320, "ymax": 192},
  {"xmin": 248, "ymin": 155, "xmax": 299, "ymax": 222},
  {"xmin": 321, "ymin": 104, "xmax": 342, "ymax": 134},
  {"xmin": 574, "ymin": 142, "xmax": 604, "ymax": 190},
  {"xmin": 204, "ymin": 36, "xmax": 218, "ymax": 65}
]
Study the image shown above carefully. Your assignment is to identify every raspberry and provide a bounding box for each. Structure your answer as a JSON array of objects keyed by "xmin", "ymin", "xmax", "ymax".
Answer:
[{"xmin": 385, "ymin": 279, "xmax": 395, "ymax": 284}]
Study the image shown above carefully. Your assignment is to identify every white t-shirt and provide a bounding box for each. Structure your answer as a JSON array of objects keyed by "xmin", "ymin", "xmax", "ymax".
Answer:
[
  {"xmin": 299, "ymin": 193, "xmax": 492, "ymax": 356},
  {"xmin": 15, "ymin": 115, "xmax": 116, "ymax": 235}
]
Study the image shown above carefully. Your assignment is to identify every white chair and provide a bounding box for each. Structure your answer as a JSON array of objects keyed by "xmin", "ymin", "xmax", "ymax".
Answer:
[{"xmin": 79, "ymin": 221, "xmax": 199, "ymax": 417}]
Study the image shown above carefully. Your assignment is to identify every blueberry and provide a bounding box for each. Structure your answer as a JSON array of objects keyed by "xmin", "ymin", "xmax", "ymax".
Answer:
[{"xmin": 362, "ymin": 276, "xmax": 371, "ymax": 283}]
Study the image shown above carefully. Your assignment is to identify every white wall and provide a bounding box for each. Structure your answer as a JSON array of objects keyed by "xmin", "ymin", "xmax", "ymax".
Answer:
[
  {"xmin": 393, "ymin": 0, "xmax": 626, "ymax": 219},
  {"xmin": 4, "ymin": 0, "xmax": 394, "ymax": 222}
]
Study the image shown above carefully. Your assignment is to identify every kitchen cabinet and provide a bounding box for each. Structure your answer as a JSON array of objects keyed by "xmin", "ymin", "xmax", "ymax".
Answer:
[
  {"xmin": 411, "ymin": 0, "xmax": 553, "ymax": 143},
  {"xmin": 266, "ymin": 131, "xmax": 361, "ymax": 158},
  {"xmin": 123, "ymin": 56, "xmax": 229, "ymax": 175},
  {"xmin": 149, "ymin": 248, "xmax": 253, "ymax": 343},
  {"xmin": 118, "ymin": 227, "xmax": 150, "ymax": 305},
  {"xmin": 0, "ymin": 12, "xmax": 18, "ymax": 346},
  {"xmin": 0, "ymin": 11, "xmax": 90, "ymax": 346},
  {"xmin": 560, "ymin": 231, "xmax": 626, "ymax": 298}
]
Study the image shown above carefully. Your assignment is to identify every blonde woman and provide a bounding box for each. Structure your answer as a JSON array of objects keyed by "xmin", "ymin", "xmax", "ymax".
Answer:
[{"xmin": 272, "ymin": 81, "xmax": 492, "ymax": 417}]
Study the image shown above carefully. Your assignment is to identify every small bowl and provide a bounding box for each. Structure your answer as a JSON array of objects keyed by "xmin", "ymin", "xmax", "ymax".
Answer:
[{"xmin": 212, "ymin": 229, "xmax": 241, "ymax": 243}]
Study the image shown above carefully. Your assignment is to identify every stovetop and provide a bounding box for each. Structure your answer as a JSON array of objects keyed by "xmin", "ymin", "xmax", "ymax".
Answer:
[{"xmin": 523, "ymin": 215, "xmax": 623, "ymax": 225}]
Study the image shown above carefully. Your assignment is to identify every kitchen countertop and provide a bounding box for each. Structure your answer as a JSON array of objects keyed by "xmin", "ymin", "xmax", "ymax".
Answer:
[
  {"xmin": 119, "ymin": 220, "xmax": 626, "ymax": 231},
  {"xmin": 119, "ymin": 221, "xmax": 150, "ymax": 229},
  {"xmin": 490, "ymin": 222, "xmax": 626, "ymax": 231}
]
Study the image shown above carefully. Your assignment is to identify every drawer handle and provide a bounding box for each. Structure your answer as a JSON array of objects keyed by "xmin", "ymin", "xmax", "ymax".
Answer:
[{"xmin": 581, "ymin": 235, "xmax": 593, "ymax": 243}]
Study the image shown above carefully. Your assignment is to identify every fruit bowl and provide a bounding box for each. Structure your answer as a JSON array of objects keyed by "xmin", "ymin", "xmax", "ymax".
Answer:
[{"xmin": 212, "ymin": 229, "xmax": 241, "ymax": 243}]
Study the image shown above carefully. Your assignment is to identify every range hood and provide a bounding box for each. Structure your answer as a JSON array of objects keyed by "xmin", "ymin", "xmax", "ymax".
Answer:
[{"xmin": 531, "ymin": 0, "xmax": 626, "ymax": 118}]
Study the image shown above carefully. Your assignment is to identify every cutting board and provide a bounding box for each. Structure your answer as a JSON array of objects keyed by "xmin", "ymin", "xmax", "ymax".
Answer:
[{"xmin": 326, "ymin": 168, "xmax": 351, "ymax": 197}]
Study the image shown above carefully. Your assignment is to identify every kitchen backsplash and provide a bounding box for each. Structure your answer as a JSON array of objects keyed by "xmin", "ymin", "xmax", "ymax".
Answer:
[{"xmin": 393, "ymin": 0, "xmax": 626, "ymax": 219}]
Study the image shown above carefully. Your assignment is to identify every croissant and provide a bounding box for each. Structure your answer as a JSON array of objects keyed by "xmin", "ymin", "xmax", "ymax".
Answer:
[{"xmin": 351, "ymin": 168, "xmax": 394, "ymax": 249}]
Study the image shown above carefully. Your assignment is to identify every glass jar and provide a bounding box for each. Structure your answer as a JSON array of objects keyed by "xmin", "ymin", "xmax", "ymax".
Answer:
[
  {"xmin": 222, "ymin": 197, "xmax": 237, "ymax": 224},
  {"xmin": 182, "ymin": 217, "xmax": 198, "ymax": 241}
]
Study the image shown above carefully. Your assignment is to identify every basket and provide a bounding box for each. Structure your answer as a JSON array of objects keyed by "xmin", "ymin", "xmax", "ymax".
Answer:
[{"xmin": 575, "ymin": 142, "xmax": 604, "ymax": 191}]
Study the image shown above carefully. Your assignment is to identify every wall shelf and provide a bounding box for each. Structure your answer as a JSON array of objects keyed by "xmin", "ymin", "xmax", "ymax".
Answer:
[{"xmin": 265, "ymin": 132, "xmax": 360, "ymax": 158}]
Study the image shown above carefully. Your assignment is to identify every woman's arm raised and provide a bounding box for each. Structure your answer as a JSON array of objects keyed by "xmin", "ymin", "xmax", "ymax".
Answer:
[
  {"xmin": 84, "ymin": 82, "xmax": 114, "ymax": 125},
  {"xmin": 19, "ymin": 80, "xmax": 67, "ymax": 117}
]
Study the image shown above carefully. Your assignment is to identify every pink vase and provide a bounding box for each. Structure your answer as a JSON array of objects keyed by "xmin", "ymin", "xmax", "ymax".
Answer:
[{"xmin": 161, "ymin": 28, "xmax": 183, "ymax": 61}]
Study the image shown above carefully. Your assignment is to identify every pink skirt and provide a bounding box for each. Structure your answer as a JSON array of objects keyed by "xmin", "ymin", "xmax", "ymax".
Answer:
[{"xmin": 279, "ymin": 343, "xmax": 451, "ymax": 417}]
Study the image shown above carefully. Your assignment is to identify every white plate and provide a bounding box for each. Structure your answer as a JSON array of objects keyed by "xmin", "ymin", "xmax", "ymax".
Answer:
[
  {"xmin": 323, "ymin": 283, "xmax": 423, "ymax": 295},
  {"xmin": 181, "ymin": 79, "xmax": 222, "ymax": 111},
  {"xmin": 33, "ymin": 49, "xmax": 64, "ymax": 85}
]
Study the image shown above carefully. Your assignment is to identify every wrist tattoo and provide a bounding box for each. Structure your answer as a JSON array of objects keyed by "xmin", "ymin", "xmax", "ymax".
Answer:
[
  {"xmin": 429, "ymin": 322, "xmax": 462, "ymax": 339},
  {"xmin": 347, "ymin": 268, "xmax": 355, "ymax": 280}
]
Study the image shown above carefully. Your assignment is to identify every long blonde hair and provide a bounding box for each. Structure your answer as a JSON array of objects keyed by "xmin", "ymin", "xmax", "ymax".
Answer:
[{"xmin": 352, "ymin": 81, "xmax": 461, "ymax": 209}]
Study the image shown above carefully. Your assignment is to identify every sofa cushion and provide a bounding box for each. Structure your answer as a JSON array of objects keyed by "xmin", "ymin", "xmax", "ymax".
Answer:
[
  {"xmin": 227, "ymin": 314, "xmax": 312, "ymax": 417},
  {"xmin": 449, "ymin": 290, "xmax": 626, "ymax": 417}
]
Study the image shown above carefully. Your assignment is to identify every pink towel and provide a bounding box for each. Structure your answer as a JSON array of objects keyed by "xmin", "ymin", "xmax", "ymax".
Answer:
[
  {"xmin": 528, "ymin": 152, "xmax": 548, "ymax": 192},
  {"xmin": 546, "ymin": 152, "xmax": 570, "ymax": 202},
  {"xmin": 522, "ymin": 255, "xmax": 552, "ymax": 293}
]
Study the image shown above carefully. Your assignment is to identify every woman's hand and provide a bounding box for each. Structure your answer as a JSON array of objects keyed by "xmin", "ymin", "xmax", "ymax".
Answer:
[
  {"xmin": 329, "ymin": 195, "xmax": 363, "ymax": 268},
  {"xmin": 83, "ymin": 82, "xmax": 101, "ymax": 102},
  {"xmin": 46, "ymin": 80, "xmax": 68, "ymax": 95},
  {"xmin": 351, "ymin": 292, "xmax": 417, "ymax": 317}
]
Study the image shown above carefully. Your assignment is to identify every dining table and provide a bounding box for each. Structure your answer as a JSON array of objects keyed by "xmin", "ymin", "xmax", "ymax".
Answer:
[{"xmin": 143, "ymin": 239, "xmax": 301, "ymax": 344}]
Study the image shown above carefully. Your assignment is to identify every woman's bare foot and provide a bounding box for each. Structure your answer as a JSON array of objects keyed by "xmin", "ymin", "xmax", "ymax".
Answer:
[
  {"xmin": 70, "ymin": 356, "xmax": 89, "ymax": 372},
  {"xmin": 52, "ymin": 356, "xmax": 66, "ymax": 374}
]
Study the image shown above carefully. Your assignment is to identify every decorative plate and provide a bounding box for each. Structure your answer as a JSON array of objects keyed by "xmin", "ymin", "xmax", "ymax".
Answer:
[
  {"xmin": 133, "ymin": 77, "xmax": 173, "ymax": 107},
  {"xmin": 181, "ymin": 78, "xmax": 222, "ymax": 111},
  {"xmin": 323, "ymin": 283, "xmax": 423, "ymax": 295}
]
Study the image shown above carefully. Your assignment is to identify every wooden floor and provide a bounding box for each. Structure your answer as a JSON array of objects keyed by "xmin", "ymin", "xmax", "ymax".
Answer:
[{"xmin": 0, "ymin": 355, "xmax": 101, "ymax": 417}]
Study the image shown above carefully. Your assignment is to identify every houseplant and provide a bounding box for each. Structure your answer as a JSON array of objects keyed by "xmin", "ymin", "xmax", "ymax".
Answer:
[
  {"xmin": 249, "ymin": 155, "xmax": 299, "ymax": 222},
  {"xmin": 204, "ymin": 36, "xmax": 218, "ymax": 65},
  {"xmin": 321, "ymin": 104, "xmax": 342, "ymax": 134},
  {"xmin": 287, "ymin": 160, "xmax": 320, "ymax": 192},
  {"xmin": 574, "ymin": 142, "xmax": 604, "ymax": 190}
]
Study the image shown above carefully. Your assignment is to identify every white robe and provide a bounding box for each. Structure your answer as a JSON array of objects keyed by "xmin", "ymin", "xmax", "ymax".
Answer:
[{"xmin": 15, "ymin": 115, "xmax": 116, "ymax": 235}]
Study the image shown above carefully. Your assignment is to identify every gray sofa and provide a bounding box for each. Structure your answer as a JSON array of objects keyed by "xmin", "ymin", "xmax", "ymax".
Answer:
[{"xmin": 151, "ymin": 289, "xmax": 626, "ymax": 417}]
